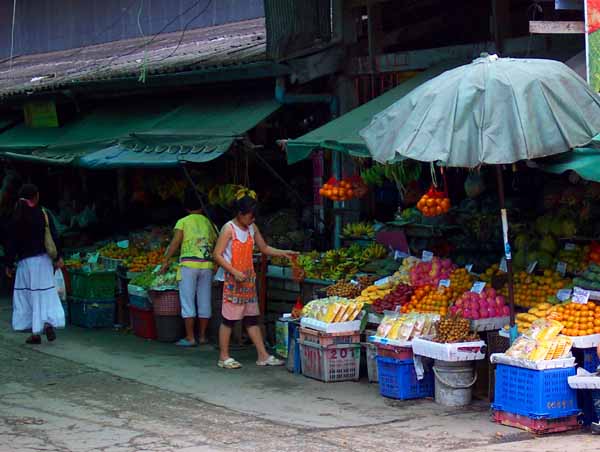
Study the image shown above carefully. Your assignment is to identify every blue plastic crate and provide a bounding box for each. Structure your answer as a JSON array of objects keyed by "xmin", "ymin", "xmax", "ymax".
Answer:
[
  {"xmin": 70, "ymin": 297, "xmax": 115, "ymax": 328},
  {"xmin": 286, "ymin": 321, "xmax": 301, "ymax": 374},
  {"xmin": 129, "ymin": 294, "xmax": 152, "ymax": 311},
  {"xmin": 583, "ymin": 348, "xmax": 600, "ymax": 373},
  {"xmin": 493, "ymin": 364, "xmax": 579, "ymax": 419},
  {"xmin": 376, "ymin": 356, "xmax": 434, "ymax": 400}
]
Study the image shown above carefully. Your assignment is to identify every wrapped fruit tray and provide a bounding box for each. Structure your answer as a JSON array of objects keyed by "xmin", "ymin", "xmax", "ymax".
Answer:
[
  {"xmin": 300, "ymin": 316, "xmax": 362, "ymax": 333},
  {"xmin": 412, "ymin": 337, "xmax": 486, "ymax": 361},
  {"xmin": 490, "ymin": 353, "xmax": 576, "ymax": 370}
]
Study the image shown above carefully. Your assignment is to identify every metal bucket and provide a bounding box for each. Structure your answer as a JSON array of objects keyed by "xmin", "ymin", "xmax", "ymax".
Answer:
[{"xmin": 433, "ymin": 360, "xmax": 477, "ymax": 407}]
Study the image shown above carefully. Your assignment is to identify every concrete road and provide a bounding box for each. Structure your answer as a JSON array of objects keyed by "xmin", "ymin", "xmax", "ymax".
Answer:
[{"xmin": 0, "ymin": 305, "xmax": 598, "ymax": 451}]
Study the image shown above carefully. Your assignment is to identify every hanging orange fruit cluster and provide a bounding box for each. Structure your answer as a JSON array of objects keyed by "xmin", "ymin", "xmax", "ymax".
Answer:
[
  {"xmin": 319, "ymin": 176, "xmax": 367, "ymax": 202},
  {"xmin": 417, "ymin": 186, "xmax": 451, "ymax": 217}
]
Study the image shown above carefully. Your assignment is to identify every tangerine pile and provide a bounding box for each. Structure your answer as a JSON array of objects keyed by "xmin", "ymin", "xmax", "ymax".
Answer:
[
  {"xmin": 504, "ymin": 270, "xmax": 570, "ymax": 309},
  {"xmin": 416, "ymin": 193, "xmax": 450, "ymax": 217},
  {"xmin": 449, "ymin": 268, "xmax": 475, "ymax": 299},
  {"xmin": 400, "ymin": 285, "xmax": 451, "ymax": 315},
  {"xmin": 319, "ymin": 180, "xmax": 355, "ymax": 202},
  {"xmin": 125, "ymin": 248, "xmax": 165, "ymax": 273},
  {"xmin": 552, "ymin": 303, "xmax": 600, "ymax": 336}
]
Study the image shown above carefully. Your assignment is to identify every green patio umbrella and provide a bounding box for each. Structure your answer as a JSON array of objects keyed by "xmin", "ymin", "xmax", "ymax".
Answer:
[{"xmin": 360, "ymin": 54, "xmax": 600, "ymax": 335}]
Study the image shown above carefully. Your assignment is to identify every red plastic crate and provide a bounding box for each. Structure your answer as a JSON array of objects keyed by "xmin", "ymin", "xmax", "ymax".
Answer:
[
  {"xmin": 129, "ymin": 305, "xmax": 157, "ymax": 340},
  {"xmin": 299, "ymin": 327, "xmax": 361, "ymax": 347},
  {"xmin": 492, "ymin": 410, "xmax": 581, "ymax": 435},
  {"xmin": 376, "ymin": 343, "xmax": 413, "ymax": 360}
]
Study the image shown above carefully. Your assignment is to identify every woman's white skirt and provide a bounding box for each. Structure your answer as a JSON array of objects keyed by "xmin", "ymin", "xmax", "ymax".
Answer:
[{"xmin": 12, "ymin": 254, "xmax": 65, "ymax": 334}]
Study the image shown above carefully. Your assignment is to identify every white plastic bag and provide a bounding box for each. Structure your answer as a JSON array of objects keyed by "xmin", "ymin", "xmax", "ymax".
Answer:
[{"xmin": 54, "ymin": 269, "xmax": 66, "ymax": 301}]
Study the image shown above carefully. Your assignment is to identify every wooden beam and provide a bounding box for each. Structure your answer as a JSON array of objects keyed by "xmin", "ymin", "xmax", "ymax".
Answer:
[{"xmin": 529, "ymin": 21, "xmax": 585, "ymax": 34}]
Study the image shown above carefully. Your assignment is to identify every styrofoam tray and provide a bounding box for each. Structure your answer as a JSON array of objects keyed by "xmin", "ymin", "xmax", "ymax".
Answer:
[
  {"xmin": 490, "ymin": 353, "xmax": 576, "ymax": 370},
  {"xmin": 567, "ymin": 333, "xmax": 600, "ymax": 349},
  {"xmin": 568, "ymin": 368, "xmax": 600, "ymax": 389},
  {"xmin": 471, "ymin": 316, "xmax": 509, "ymax": 332},
  {"xmin": 412, "ymin": 337, "xmax": 486, "ymax": 361},
  {"xmin": 368, "ymin": 335, "xmax": 413, "ymax": 348},
  {"xmin": 300, "ymin": 316, "xmax": 361, "ymax": 333}
]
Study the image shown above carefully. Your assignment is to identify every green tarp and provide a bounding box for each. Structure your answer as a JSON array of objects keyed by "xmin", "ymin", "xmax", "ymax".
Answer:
[
  {"xmin": 0, "ymin": 93, "xmax": 280, "ymax": 167},
  {"xmin": 285, "ymin": 61, "xmax": 463, "ymax": 164},
  {"xmin": 542, "ymin": 147, "xmax": 600, "ymax": 182}
]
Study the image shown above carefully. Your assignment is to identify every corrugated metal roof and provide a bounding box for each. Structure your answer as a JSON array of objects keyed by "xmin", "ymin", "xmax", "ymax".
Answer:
[{"xmin": 0, "ymin": 18, "xmax": 268, "ymax": 99}]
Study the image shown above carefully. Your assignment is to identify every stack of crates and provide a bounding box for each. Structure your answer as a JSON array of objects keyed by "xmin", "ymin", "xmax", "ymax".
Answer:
[
  {"xmin": 492, "ymin": 363, "xmax": 581, "ymax": 434},
  {"xmin": 298, "ymin": 328, "xmax": 361, "ymax": 382},
  {"xmin": 69, "ymin": 270, "xmax": 116, "ymax": 328}
]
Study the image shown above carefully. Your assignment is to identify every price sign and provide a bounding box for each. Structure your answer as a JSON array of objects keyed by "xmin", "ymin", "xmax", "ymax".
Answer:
[
  {"xmin": 375, "ymin": 277, "xmax": 391, "ymax": 286},
  {"xmin": 565, "ymin": 243, "xmax": 577, "ymax": 251},
  {"xmin": 499, "ymin": 257, "xmax": 507, "ymax": 273},
  {"xmin": 556, "ymin": 289, "xmax": 572, "ymax": 302},
  {"xmin": 527, "ymin": 261, "xmax": 538, "ymax": 274},
  {"xmin": 572, "ymin": 287, "xmax": 590, "ymax": 304},
  {"xmin": 465, "ymin": 264, "xmax": 473, "ymax": 272},
  {"xmin": 422, "ymin": 250, "xmax": 434, "ymax": 262},
  {"xmin": 471, "ymin": 281, "xmax": 486, "ymax": 294},
  {"xmin": 350, "ymin": 280, "xmax": 359, "ymax": 286},
  {"xmin": 87, "ymin": 252, "xmax": 99, "ymax": 264},
  {"xmin": 556, "ymin": 261, "xmax": 567, "ymax": 276},
  {"xmin": 117, "ymin": 240, "xmax": 130, "ymax": 249},
  {"xmin": 438, "ymin": 279, "xmax": 451, "ymax": 288},
  {"xmin": 394, "ymin": 250, "xmax": 410, "ymax": 261}
]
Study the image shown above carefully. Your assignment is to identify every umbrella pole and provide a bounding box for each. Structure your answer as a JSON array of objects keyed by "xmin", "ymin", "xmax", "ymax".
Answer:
[{"xmin": 495, "ymin": 166, "xmax": 516, "ymax": 331}]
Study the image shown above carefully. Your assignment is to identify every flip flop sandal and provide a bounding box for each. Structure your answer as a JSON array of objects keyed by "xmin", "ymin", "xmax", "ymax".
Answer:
[
  {"xmin": 256, "ymin": 355, "xmax": 285, "ymax": 367},
  {"xmin": 26, "ymin": 335, "xmax": 41, "ymax": 345},
  {"xmin": 218, "ymin": 358, "xmax": 242, "ymax": 369},
  {"xmin": 44, "ymin": 325, "xmax": 56, "ymax": 342},
  {"xmin": 175, "ymin": 338, "xmax": 197, "ymax": 347}
]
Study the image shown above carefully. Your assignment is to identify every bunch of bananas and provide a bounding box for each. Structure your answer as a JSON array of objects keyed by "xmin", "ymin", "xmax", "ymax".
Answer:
[
  {"xmin": 361, "ymin": 162, "xmax": 422, "ymax": 195},
  {"xmin": 342, "ymin": 222, "xmax": 375, "ymax": 239},
  {"xmin": 363, "ymin": 243, "xmax": 387, "ymax": 261},
  {"xmin": 208, "ymin": 184, "xmax": 246, "ymax": 208}
]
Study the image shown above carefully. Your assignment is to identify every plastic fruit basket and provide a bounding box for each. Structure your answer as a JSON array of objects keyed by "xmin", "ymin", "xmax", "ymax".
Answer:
[
  {"xmin": 376, "ymin": 356, "xmax": 434, "ymax": 400},
  {"xmin": 492, "ymin": 364, "xmax": 579, "ymax": 419},
  {"xmin": 70, "ymin": 297, "xmax": 115, "ymax": 328},
  {"xmin": 70, "ymin": 270, "xmax": 116, "ymax": 300},
  {"xmin": 298, "ymin": 340, "xmax": 360, "ymax": 383}
]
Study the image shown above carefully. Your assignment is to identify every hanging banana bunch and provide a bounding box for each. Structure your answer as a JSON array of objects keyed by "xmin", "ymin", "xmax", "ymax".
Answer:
[{"xmin": 361, "ymin": 161, "xmax": 421, "ymax": 195}]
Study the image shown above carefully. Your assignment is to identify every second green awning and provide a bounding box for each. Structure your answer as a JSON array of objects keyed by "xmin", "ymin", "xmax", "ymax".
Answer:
[
  {"xmin": 0, "ymin": 92, "xmax": 280, "ymax": 167},
  {"xmin": 286, "ymin": 60, "xmax": 464, "ymax": 164},
  {"xmin": 541, "ymin": 147, "xmax": 600, "ymax": 182}
]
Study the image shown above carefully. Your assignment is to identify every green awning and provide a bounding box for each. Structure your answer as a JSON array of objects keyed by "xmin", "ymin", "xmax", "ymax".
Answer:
[
  {"xmin": 0, "ymin": 93, "xmax": 280, "ymax": 167},
  {"xmin": 80, "ymin": 93, "xmax": 280, "ymax": 168},
  {"xmin": 541, "ymin": 147, "xmax": 600, "ymax": 182},
  {"xmin": 285, "ymin": 61, "xmax": 463, "ymax": 164}
]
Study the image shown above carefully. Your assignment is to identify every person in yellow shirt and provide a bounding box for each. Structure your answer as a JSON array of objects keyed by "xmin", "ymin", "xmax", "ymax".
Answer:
[{"xmin": 161, "ymin": 189, "xmax": 217, "ymax": 347}]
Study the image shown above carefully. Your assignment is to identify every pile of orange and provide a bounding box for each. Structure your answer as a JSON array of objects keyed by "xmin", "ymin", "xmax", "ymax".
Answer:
[
  {"xmin": 400, "ymin": 285, "xmax": 450, "ymax": 315},
  {"xmin": 319, "ymin": 180, "xmax": 355, "ymax": 202},
  {"xmin": 553, "ymin": 302, "xmax": 600, "ymax": 336},
  {"xmin": 416, "ymin": 193, "xmax": 450, "ymax": 217},
  {"xmin": 125, "ymin": 248, "xmax": 165, "ymax": 273},
  {"xmin": 449, "ymin": 268, "xmax": 475, "ymax": 299},
  {"xmin": 505, "ymin": 270, "xmax": 570, "ymax": 309}
]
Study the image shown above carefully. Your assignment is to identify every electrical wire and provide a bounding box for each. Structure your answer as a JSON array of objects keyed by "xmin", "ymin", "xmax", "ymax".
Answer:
[
  {"xmin": 151, "ymin": 0, "xmax": 213, "ymax": 64},
  {"xmin": 75, "ymin": 0, "xmax": 208, "ymax": 80},
  {"xmin": 9, "ymin": 0, "xmax": 17, "ymax": 71}
]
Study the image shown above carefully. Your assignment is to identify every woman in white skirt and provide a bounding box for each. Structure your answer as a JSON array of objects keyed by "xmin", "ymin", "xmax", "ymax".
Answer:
[{"xmin": 5, "ymin": 184, "xmax": 65, "ymax": 344}]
